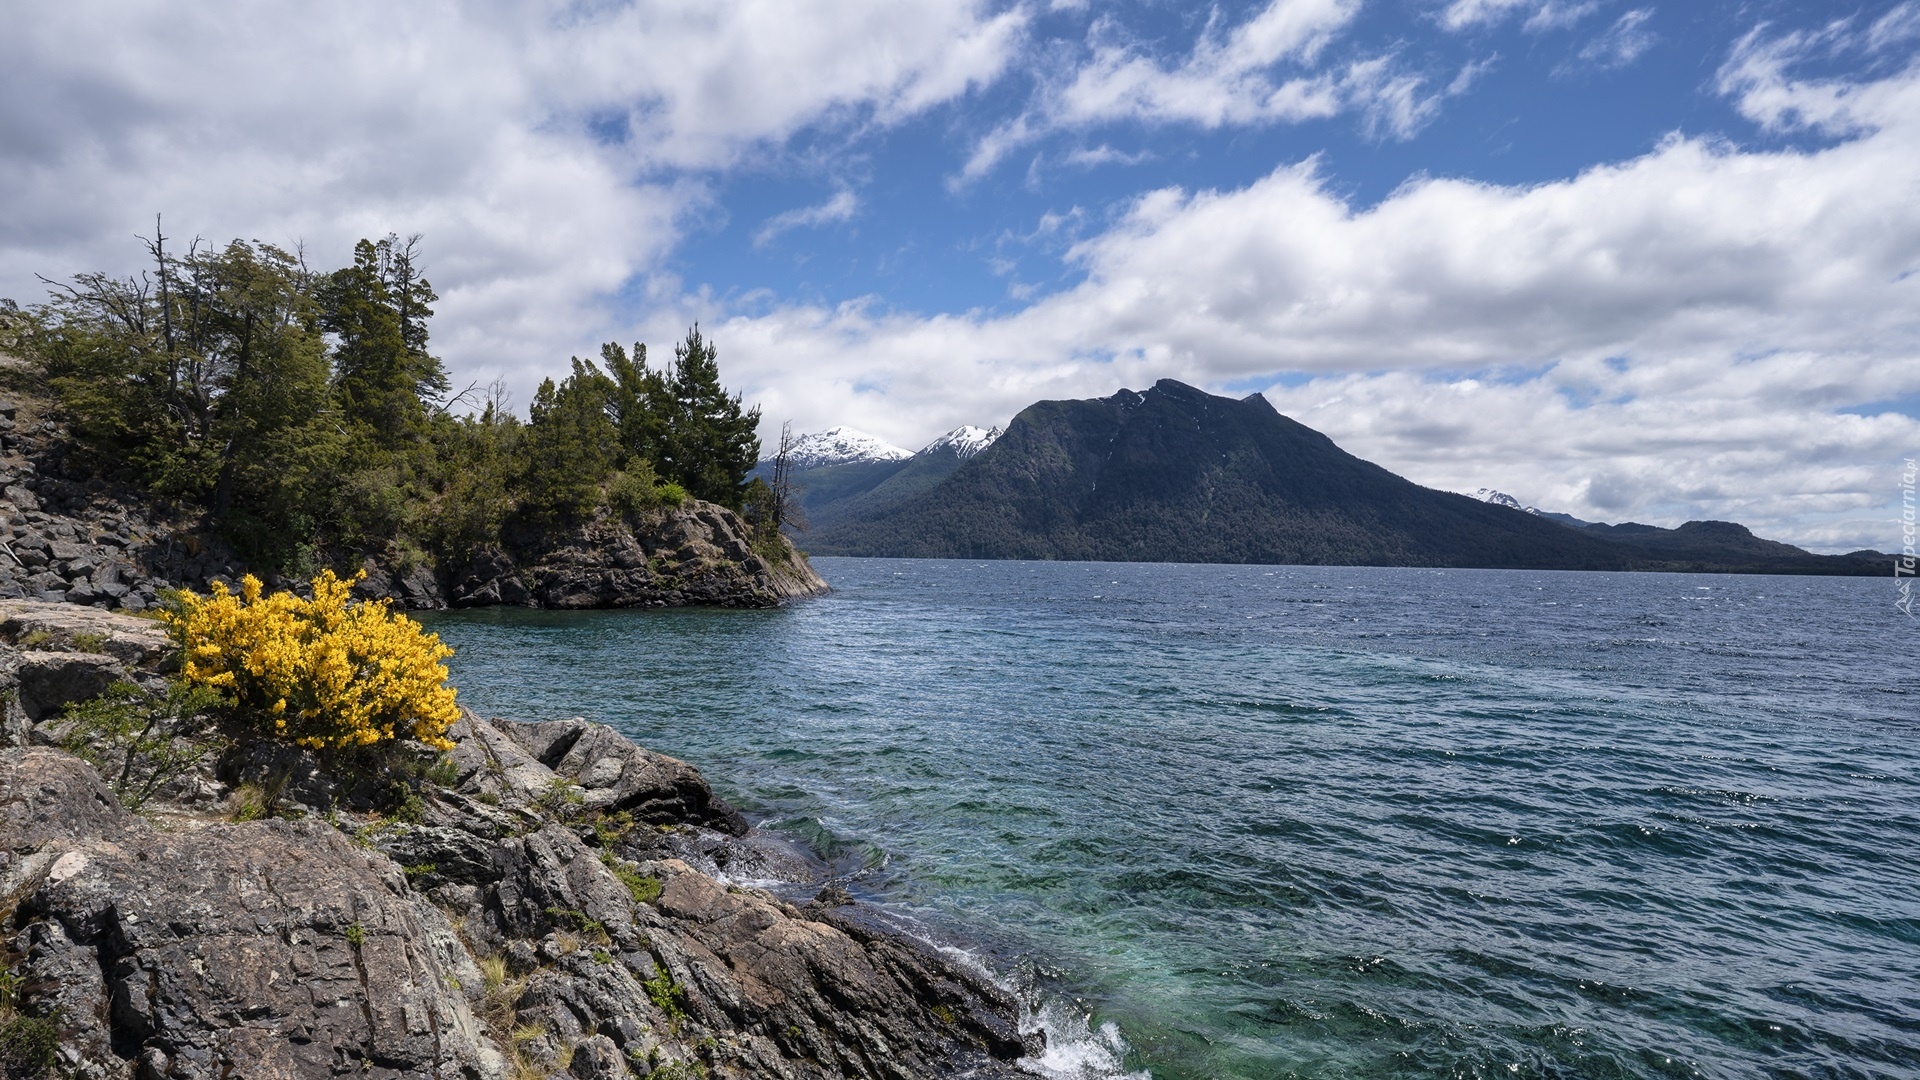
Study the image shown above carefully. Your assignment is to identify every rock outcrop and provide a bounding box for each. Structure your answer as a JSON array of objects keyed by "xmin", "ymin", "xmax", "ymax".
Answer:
[
  {"xmin": 421, "ymin": 503, "xmax": 827, "ymax": 612},
  {"xmin": 0, "ymin": 393, "xmax": 827, "ymax": 615},
  {"xmin": 0, "ymin": 603, "xmax": 1033, "ymax": 1079}
]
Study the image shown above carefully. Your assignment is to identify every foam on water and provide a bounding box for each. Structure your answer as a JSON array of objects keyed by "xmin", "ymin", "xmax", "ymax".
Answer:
[{"xmin": 1017, "ymin": 1001, "xmax": 1147, "ymax": 1080}]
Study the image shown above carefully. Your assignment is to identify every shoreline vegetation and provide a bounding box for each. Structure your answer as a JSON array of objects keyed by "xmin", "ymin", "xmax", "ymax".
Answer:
[
  {"xmin": 0, "ymin": 586, "xmax": 1036, "ymax": 1077},
  {"xmin": 0, "ymin": 229, "xmax": 826, "ymax": 612}
]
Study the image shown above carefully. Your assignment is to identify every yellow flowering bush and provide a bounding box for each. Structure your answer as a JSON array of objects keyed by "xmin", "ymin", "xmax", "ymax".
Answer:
[{"xmin": 161, "ymin": 570, "xmax": 459, "ymax": 752}]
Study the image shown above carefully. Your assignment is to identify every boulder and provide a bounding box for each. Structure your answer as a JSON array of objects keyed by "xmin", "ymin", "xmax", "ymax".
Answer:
[
  {"xmin": 14, "ymin": 650, "xmax": 126, "ymax": 722},
  {"xmin": 0, "ymin": 749, "xmax": 504, "ymax": 1079},
  {"xmin": 503, "ymin": 718, "xmax": 750, "ymax": 835},
  {"xmin": 0, "ymin": 599, "xmax": 174, "ymax": 667}
]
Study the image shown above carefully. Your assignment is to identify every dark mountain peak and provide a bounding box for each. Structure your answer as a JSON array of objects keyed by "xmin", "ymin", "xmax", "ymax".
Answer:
[
  {"xmin": 1675, "ymin": 520, "xmax": 1755, "ymax": 539},
  {"xmin": 802, "ymin": 381, "xmax": 1877, "ymax": 576}
]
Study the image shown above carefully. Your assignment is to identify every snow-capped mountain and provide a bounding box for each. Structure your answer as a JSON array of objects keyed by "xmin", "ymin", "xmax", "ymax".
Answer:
[
  {"xmin": 779, "ymin": 426, "xmax": 913, "ymax": 469},
  {"xmin": 1471, "ymin": 488, "xmax": 1539, "ymax": 514},
  {"xmin": 1469, "ymin": 488, "xmax": 1597, "ymax": 529},
  {"xmin": 918, "ymin": 425, "xmax": 1003, "ymax": 460}
]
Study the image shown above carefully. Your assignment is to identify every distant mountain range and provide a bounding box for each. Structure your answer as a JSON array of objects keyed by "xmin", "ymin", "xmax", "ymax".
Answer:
[
  {"xmin": 753, "ymin": 422, "xmax": 1003, "ymax": 533},
  {"xmin": 763, "ymin": 381, "xmax": 1887, "ymax": 575},
  {"xmin": 1468, "ymin": 488, "xmax": 1595, "ymax": 529}
]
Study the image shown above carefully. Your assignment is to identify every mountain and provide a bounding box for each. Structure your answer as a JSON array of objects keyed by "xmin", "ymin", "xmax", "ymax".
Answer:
[
  {"xmin": 759, "ymin": 424, "xmax": 1004, "ymax": 533},
  {"xmin": 920, "ymin": 424, "xmax": 1002, "ymax": 459},
  {"xmin": 1469, "ymin": 488, "xmax": 1597, "ymax": 528},
  {"xmin": 802, "ymin": 380, "xmax": 1887, "ymax": 575},
  {"xmin": 779, "ymin": 425, "xmax": 912, "ymax": 469}
]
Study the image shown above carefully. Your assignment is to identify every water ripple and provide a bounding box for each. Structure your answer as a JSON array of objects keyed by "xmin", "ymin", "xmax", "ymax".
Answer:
[{"xmin": 427, "ymin": 561, "xmax": 1920, "ymax": 1079}]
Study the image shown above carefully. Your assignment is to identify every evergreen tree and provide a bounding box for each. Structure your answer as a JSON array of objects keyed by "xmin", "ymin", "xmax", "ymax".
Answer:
[
  {"xmin": 318, "ymin": 235, "xmax": 448, "ymax": 446},
  {"xmin": 519, "ymin": 359, "xmax": 619, "ymax": 522},
  {"xmin": 664, "ymin": 325, "xmax": 759, "ymax": 508}
]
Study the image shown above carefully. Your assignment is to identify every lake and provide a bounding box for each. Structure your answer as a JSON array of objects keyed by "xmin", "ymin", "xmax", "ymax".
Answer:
[{"xmin": 424, "ymin": 558, "xmax": 1920, "ymax": 1079}]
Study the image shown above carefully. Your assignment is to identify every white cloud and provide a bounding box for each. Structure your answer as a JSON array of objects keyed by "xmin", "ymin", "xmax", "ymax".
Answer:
[
  {"xmin": 1867, "ymin": 3, "xmax": 1920, "ymax": 53},
  {"xmin": 1574, "ymin": 8, "xmax": 1657, "ymax": 70},
  {"xmin": 1523, "ymin": 1, "xmax": 1602, "ymax": 33},
  {"xmin": 1062, "ymin": 145, "xmax": 1155, "ymax": 168},
  {"xmin": 754, "ymin": 191, "xmax": 860, "ymax": 248},
  {"xmin": 957, "ymin": 0, "xmax": 1379, "ymax": 182},
  {"xmin": 1438, "ymin": 0, "xmax": 1536, "ymax": 32},
  {"xmin": 0, "ymin": 0, "xmax": 1024, "ymax": 392},
  {"xmin": 711, "ymin": 48, "xmax": 1920, "ymax": 551},
  {"xmin": 1055, "ymin": 0, "xmax": 1359, "ymax": 126},
  {"xmin": 1441, "ymin": 0, "xmax": 1604, "ymax": 34},
  {"xmin": 1343, "ymin": 56, "xmax": 1446, "ymax": 140}
]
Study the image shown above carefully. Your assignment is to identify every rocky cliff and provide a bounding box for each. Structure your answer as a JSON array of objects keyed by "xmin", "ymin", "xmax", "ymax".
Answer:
[
  {"xmin": 0, "ymin": 394, "xmax": 826, "ymax": 614},
  {"xmin": 0, "ymin": 604, "xmax": 1031, "ymax": 1078}
]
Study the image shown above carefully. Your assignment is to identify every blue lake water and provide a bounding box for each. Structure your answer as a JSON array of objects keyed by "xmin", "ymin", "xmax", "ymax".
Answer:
[{"xmin": 422, "ymin": 558, "xmax": 1920, "ymax": 1079}]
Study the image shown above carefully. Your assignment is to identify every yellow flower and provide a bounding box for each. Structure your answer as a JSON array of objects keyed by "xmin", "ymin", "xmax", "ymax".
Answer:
[{"xmin": 160, "ymin": 569, "xmax": 459, "ymax": 752}]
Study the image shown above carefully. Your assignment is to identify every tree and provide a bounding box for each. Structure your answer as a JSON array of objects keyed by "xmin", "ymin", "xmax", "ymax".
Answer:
[
  {"xmin": 592, "ymin": 327, "xmax": 759, "ymax": 508},
  {"xmin": 768, "ymin": 421, "xmax": 807, "ymax": 532},
  {"xmin": 519, "ymin": 360, "xmax": 619, "ymax": 522},
  {"xmin": 28, "ymin": 231, "xmax": 338, "ymax": 563},
  {"xmin": 664, "ymin": 326, "xmax": 759, "ymax": 508},
  {"xmin": 318, "ymin": 235, "xmax": 449, "ymax": 447}
]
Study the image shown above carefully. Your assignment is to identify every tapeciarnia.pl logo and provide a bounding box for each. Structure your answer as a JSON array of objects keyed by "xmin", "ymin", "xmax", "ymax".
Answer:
[{"xmin": 1898, "ymin": 457, "xmax": 1916, "ymax": 617}]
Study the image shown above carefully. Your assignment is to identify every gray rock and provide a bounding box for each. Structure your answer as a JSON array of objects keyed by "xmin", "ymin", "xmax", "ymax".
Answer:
[
  {"xmin": 504, "ymin": 718, "xmax": 749, "ymax": 834},
  {"xmin": 14, "ymin": 650, "xmax": 125, "ymax": 722},
  {"xmin": 568, "ymin": 1034, "xmax": 629, "ymax": 1078},
  {"xmin": 0, "ymin": 749, "xmax": 506, "ymax": 1080},
  {"xmin": 444, "ymin": 501, "xmax": 826, "ymax": 613},
  {"xmin": 372, "ymin": 824, "xmax": 502, "ymax": 886},
  {"xmin": 0, "ymin": 601, "xmax": 174, "ymax": 667},
  {"xmin": 0, "ymin": 630, "xmax": 1033, "ymax": 1080},
  {"xmin": 47, "ymin": 540, "xmax": 86, "ymax": 562}
]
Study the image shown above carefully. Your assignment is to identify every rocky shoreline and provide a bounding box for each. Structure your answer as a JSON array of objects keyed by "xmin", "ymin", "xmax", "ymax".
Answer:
[
  {"xmin": 0, "ymin": 602, "xmax": 1037, "ymax": 1078},
  {"xmin": 0, "ymin": 395, "xmax": 828, "ymax": 616}
]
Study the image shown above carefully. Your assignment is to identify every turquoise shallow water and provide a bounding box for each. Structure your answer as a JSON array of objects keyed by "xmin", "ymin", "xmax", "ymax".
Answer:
[{"xmin": 422, "ymin": 558, "xmax": 1920, "ymax": 1079}]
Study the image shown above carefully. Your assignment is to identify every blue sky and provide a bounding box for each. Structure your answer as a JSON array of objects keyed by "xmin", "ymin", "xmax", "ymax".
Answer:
[
  {"xmin": 3, "ymin": 0, "xmax": 1919, "ymax": 552},
  {"xmin": 687, "ymin": 0, "xmax": 1878, "ymax": 317}
]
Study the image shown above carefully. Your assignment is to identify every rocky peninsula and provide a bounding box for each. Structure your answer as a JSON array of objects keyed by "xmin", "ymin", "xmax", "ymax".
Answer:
[
  {"xmin": 0, "ymin": 393, "xmax": 826, "ymax": 615},
  {"xmin": 0, "ymin": 601, "xmax": 1038, "ymax": 1078}
]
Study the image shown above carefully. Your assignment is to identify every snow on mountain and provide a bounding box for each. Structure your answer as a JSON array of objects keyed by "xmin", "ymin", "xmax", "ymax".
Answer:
[
  {"xmin": 1471, "ymin": 488, "xmax": 1538, "ymax": 514},
  {"xmin": 780, "ymin": 426, "xmax": 912, "ymax": 469},
  {"xmin": 919, "ymin": 425, "xmax": 1002, "ymax": 460},
  {"xmin": 1468, "ymin": 488, "xmax": 1601, "ymax": 529}
]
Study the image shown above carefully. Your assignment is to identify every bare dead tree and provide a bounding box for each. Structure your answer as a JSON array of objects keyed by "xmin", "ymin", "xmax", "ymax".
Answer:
[{"xmin": 769, "ymin": 421, "xmax": 807, "ymax": 533}]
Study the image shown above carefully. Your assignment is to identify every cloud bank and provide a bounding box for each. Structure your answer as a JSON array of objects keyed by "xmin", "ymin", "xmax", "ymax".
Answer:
[
  {"xmin": 707, "ymin": 30, "xmax": 1920, "ymax": 550},
  {"xmin": 3, "ymin": 2, "xmax": 1917, "ymax": 551}
]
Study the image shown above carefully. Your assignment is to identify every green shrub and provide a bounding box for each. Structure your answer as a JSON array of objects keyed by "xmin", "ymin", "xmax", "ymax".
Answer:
[
  {"xmin": 601, "ymin": 852, "xmax": 663, "ymax": 906},
  {"xmin": 642, "ymin": 963, "xmax": 689, "ymax": 1025},
  {"xmin": 69, "ymin": 631, "xmax": 109, "ymax": 653},
  {"xmin": 60, "ymin": 679, "xmax": 226, "ymax": 810},
  {"xmin": 0, "ymin": 1012, "xmax": 57, "ymax": 1078}
]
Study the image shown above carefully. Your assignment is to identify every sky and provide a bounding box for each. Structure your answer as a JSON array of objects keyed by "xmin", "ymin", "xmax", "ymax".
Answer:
[{"xmin": 3, "ymin": 0, "xmax": 1918, "ymax": 552}]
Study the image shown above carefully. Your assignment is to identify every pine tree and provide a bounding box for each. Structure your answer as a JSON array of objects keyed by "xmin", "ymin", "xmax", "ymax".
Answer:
[
  {"xmin": 665, "ymin": 326, "xmax": 759, "ymax": 508},
  {"xmin": 319, "ymin": 235, "xmax": 448, "ymax": 446}
]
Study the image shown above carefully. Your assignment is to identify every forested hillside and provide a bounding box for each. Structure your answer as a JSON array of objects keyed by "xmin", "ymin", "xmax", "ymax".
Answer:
[{"xmin": 0, "ymin": 230, "xmax": 769, "ymax": 574}]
